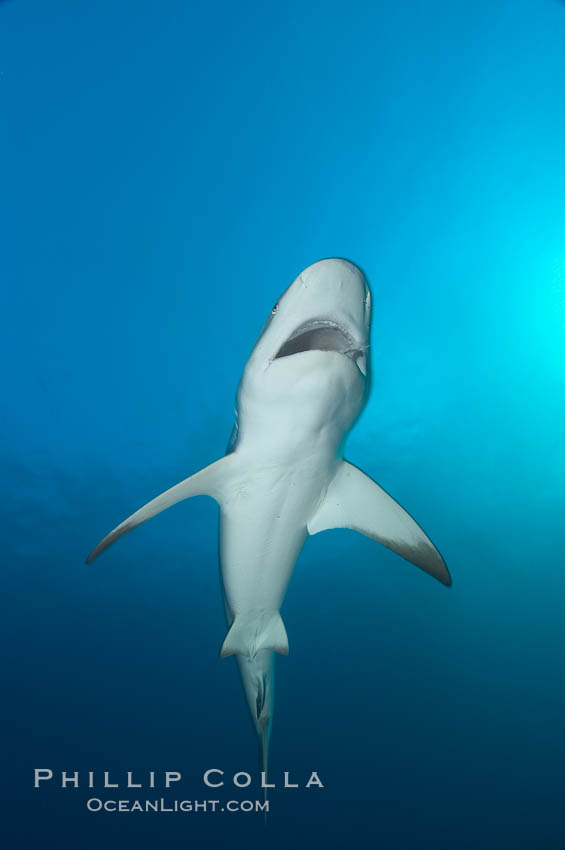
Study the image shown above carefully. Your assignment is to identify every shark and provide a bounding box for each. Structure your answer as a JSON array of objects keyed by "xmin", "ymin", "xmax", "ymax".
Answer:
[{"xmin": 87, "ymin": 257, "xmax": 450, "ymax": 781}]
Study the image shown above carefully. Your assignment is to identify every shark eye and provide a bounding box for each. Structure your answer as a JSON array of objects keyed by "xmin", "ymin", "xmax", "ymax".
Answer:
[{"xmin": 271, "ymin": 303, "xmax": 279, "ymax": 314}]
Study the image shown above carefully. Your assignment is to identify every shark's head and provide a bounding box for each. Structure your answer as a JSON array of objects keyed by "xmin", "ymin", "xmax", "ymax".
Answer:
[
  {"xmin": 236, "ymin": 259, "xmax": 371, "ymax": 452},
  {"xmin": 249, "ymin": 258, "xmax": 371, "ymax": 377}
]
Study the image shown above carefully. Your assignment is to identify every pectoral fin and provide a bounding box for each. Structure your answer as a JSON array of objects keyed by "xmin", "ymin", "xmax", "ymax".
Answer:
[
  {"xmin": 86, "ymin": 454, "xmax": 239, "ymax": 563},
  {"xmin": 308, "ymin": 461, "xmax": 451, "ymax": 586}
]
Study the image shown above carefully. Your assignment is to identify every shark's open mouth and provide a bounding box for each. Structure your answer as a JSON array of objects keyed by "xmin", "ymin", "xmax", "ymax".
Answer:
[
  {"xmin": 275, "ymin": 320, "xmax": 356, "ymax": 359},
  {"xmin": 273, "ymin": 320, "xmax": 367, "ymax": 374}
]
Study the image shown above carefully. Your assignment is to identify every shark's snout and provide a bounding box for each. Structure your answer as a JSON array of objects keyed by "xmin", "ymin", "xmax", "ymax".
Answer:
[
  {"xmin": 253, "ymin": 258, "xmax": 371, "ymax": 379},
  {"xmin": 246, "ymin": 258, "xmax": 371, "ymax": 380}
]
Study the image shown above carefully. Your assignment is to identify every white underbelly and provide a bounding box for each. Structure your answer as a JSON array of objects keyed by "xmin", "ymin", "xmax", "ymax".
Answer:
[{"xmin": 218, "ymin": 456, "xmax": 334, "ymax": 618}]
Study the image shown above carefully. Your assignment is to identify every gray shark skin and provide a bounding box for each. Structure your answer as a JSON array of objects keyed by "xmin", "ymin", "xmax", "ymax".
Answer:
[{"xmin": 87, "ymin": 258, "xmax": 450, "ymax": 778}]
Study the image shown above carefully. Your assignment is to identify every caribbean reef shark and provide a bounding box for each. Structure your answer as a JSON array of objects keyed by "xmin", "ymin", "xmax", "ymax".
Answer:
[{"xmin": 87, "ymin": 258, "xmax": 450, "ymax": 777}]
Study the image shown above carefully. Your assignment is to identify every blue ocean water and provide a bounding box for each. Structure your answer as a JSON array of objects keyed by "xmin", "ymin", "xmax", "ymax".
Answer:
[{"xmin": 2, "ymin": 0, "xmax": 564, "ymax": 847}]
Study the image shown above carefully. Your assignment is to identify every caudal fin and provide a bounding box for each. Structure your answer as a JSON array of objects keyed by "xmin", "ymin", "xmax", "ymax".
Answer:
[
  {"xmin": 260, "ymin": 723, "xmax": 269, "ymax": 824},
  {"xmin": 220, "ymin": 612, "xmax": 289, "ymax": 659}
]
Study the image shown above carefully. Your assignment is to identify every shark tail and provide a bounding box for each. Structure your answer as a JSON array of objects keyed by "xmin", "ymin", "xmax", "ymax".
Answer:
[
  {"xmin": 256, "ymin": 661, "xmax": 272, "ymax": 825},
  {"xmin": 235, "ymin": 650, "xmax": 274, "ymax": 824},
  {"xmin": 219, "ymin": 611, "xmax": 289, "ymax": 659},
  {"xmin": 260, "ymin": 722, "xmax": 269, "ymax": 825}
]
